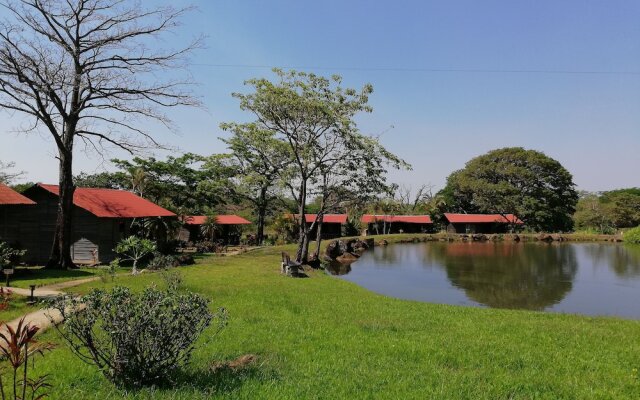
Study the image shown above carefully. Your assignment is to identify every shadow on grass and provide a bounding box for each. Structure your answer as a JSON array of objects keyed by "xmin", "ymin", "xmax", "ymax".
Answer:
[
  {"xmin": 170, "ymin": 363, "xmax": 279, "ymax": 395},
  {"xmin": 11, "ymin": 267, "xmax": 96, "ymax": 287}
]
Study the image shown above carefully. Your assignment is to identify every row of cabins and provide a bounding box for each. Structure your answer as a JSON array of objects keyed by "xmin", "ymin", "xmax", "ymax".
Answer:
[
  {"xmin": 0, "ymin": 183, "xmax": 250, "ymax": 265},
  {"xmin": 296, "ymin": 213, "xmax": 523, "ymax": 238}
]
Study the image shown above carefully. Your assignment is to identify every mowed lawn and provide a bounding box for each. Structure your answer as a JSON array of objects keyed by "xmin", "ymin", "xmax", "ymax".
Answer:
[{"xmin": 25, "ymin": 242, "xmax": 640, "ymax": 399}]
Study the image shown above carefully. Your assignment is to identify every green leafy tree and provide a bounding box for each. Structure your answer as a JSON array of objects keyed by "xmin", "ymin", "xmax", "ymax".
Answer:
[
  {"xmin": 112, "ymin": 154, "xmax": 237, "ymax": 215},
  {"xmin": 220, "ymin": 125, "xmax": 290, "ymax": 245},
  {"xmin": 230, "ymin": 69, "xmax": 406, "ymax": 262},
  {"xmin": 440, "ymin": 147, "xmax": 578, "ymax": 232},
  {"xmin": 573, "ymin": 193, "xmax": 614, "ymax": 233},
  {"xmin": 114, "ymin": 236, "xmax": 156, "ymax": 274}
]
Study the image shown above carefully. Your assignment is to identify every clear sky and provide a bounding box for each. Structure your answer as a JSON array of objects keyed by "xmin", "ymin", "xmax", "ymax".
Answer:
[{"xmin": 0, "ymin": 0, "xmax": 638, "ymax": 192}]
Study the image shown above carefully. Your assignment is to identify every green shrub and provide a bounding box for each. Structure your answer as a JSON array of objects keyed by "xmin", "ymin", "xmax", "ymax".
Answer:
[
  {"xmin": 114, "ymin": 236, "xmax": 156, "ymax": 274},
  {"xmin": 0, "ymin": 241, "xmax": 26, "ymax": 268},
  {"xmin": 624, "ymin": 226, "xmax": 640, "ymax": 244},
  {"xmin": 146, "ymin": 252, "xmax": 179, "ymax": 270},
  {"xmin": 50, "ymin": 286, "xmax": 227, "ymax": 388}
]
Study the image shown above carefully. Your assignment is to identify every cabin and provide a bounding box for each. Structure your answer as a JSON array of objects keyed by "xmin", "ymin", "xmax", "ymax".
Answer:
[
  {"xmin": 11, "ymin": 183, "xmax": 175, "ymax": 264},
  {"xmin": 179, "ymin": 215, "xmax": 251, "ymax": 245},
  {"xmin": 361, "ymin": 214, "xmax": 433, "ymax": 235},
  {"xmin": 0, "ymin": 183, "xmax": 36, "ymax": 251},
  {"xmin": 444, "ymin": 213, "xmax": 523, "ymax": 234},
  {"xmin": 288, "ymin": 214, "xmax": 348, "ymax": 239}
]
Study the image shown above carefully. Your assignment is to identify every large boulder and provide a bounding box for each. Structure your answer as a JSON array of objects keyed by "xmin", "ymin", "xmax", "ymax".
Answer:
[{"xmin": 325, "ymin": 240, "xmax": 347, "ymax": 260}]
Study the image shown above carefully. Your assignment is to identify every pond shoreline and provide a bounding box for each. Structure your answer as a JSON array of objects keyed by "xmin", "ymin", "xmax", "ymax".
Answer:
[{"xmin": 362, "ymin": 232, "xmax": 625, "ymax": 245}]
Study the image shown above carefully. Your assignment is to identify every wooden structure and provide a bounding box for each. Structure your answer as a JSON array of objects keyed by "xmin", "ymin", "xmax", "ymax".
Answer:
[
  {"xmin": 3, "ymin": 184, "xmax": 175, "ymax": 265},
  {"xmin": 361, "ymin": 215, "xmax": 433, "ymax": 235},
  {"xmin": 444, "ymin": 213, "xmax": 523, "ymax": 234},
  {"xmin": 0, "ymin": 184, "xmax": 36, "ymax": 251},
  {"xmin": 288, "ymin": 214, "xmax": 348, "ymax": 239},
  {"xmin": 180, "ymin": 215, "xmax": 251, "ymax": 245}
]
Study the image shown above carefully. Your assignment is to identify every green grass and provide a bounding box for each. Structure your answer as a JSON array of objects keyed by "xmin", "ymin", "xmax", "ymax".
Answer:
[
  {"xmin": 0, "ymin": 294, "xmax": 39, "ymax": 322},
  {"xmin": 10, "ymin": 237, "xmax": 640, "ymax": 399}
]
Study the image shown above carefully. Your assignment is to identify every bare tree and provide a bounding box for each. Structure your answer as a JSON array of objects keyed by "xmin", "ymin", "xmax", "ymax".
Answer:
[
  {"xmin": 0, "ymin": 160, "xmax": 23, "ymax": 184},
  {"xmin": 0, "ymin": 0, "xmax": 200, "ymax": 268}
]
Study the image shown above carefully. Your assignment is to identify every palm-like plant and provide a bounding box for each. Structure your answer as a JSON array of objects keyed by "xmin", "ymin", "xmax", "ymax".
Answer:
[
  {"xmin": 200, "ymin": 216, "xmax": 221, "ymax": 241},
  {"xmin": 0, "ymin": 318, "xmax": 55, "ymax": 400}
]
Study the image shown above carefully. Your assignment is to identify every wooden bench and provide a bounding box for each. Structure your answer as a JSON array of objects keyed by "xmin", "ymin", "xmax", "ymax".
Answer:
[{"xmin": 281, "ymin": 252, "xmax": 302, "ymax": 276}]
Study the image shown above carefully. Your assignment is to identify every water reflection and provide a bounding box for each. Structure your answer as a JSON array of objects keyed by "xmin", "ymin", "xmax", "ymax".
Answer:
[
  {"xmin": 428, "ymin": 243, "xmax": 577, "ymax": 310},
  {"xmin": 325, "ymin": 260, "xmax": 353, "ymax": 276},
  {"xmin": 334, "ymin": 242, "xmax": 640, "ymax": 318}
]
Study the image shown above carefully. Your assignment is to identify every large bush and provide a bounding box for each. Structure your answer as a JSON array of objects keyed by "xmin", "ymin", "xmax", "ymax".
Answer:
[
  {"xmin": 625, "ymin": 227, "xmax": 640, "ymax": 244},
  {"xmin": 50, "ymin": 286, "xmax": 227, "ymax": 388}
]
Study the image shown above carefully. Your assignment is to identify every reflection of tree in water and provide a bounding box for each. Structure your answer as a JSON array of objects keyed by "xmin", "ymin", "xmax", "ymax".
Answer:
[
  {"xmin": 427, "ymin": 242, "xmax": 578, "ymax": 310},
  {"xmin": 324, "ymin": 260, "xmax": 353, "ymax": 276},
  {"xmin": 582, "ymin": 244, "xmax": 640, "ymax": 278}
]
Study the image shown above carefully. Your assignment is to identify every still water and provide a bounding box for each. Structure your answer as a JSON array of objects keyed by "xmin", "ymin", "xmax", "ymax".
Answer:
[{"xmin": 327, "ymin": 242, "xmax": 640, "ymax": 318}]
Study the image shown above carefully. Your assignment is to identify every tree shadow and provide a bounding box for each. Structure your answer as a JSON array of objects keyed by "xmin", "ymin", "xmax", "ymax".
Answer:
[{"xmin": 159, "ymin": 362, "xmax": 280, "ymax": 395}]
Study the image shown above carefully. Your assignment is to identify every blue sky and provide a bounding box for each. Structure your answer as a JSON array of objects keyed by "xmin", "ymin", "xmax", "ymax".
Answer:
[{"xmin": 0, "ymin": 0, "xmax": 638, "ymax": 191}]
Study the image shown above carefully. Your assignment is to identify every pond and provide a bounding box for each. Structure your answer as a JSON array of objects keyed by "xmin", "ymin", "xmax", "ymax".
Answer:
[{"xmin": 326, "ymin": 242, "xmax": 640, "ymax": 319}]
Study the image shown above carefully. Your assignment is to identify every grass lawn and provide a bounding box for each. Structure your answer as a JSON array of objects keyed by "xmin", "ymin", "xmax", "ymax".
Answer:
[
  {"xmin": 0, "ymin": 293, "xmax": 39, "ymax": 322},
  {"xmin": 12, "ymin": 237, "xmax": 640, "ymax": 399},
  {"xmin": 7, "ymin": 266, "xmax": 105, "ymax": 289}
]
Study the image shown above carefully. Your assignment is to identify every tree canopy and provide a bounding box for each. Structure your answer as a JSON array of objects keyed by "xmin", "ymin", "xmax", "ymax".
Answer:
[{"xmin": 439, "ymin": 147, "xmax": 578, "ymax": 232}]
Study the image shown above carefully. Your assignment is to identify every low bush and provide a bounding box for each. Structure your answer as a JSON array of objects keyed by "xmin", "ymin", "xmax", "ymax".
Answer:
[
  {"xmin": 146, "ymin": 252, "xmax": 179, "ymax": 270},
  {"xmin": 0, "ymin": 241, "xmax": 26, "ymax": 268},
  {"xmin": 49, "ymin": 286, "xmax": 227, "ymax": 388},
  {"xmin": 176, "ymin": 254, "xmax": 195, "ymax": 265},
  {"xmin": 624, "ymin": 226, "xmax": 640, "ymax": 244}
]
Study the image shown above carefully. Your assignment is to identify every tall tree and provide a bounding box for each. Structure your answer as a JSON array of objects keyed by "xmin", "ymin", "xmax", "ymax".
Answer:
[
  {"xmin": 219, "ymin": 124, "xmax": 289, "ymax": 245},
  {"xmin": 230, "ymin": 69, "xmax": 406, "ymax": 262},
  {"xmin": 440, "ymin": 147, "xmax": 578, "ymax": 232},
  {"xmin": 0, "ymin": 0, "xmax": 199, "ymax": 268}
]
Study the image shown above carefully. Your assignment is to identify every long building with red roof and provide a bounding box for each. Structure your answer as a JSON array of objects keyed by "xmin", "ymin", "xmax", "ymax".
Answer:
[
  {"xmin": 4, "ymin": 183, "xmax": 177, "ymax": 264},
  {"xmin": 286, "ymin": 213, "xmax": 349, "ymax": 239},
  {"xmin": 444, "ymin": 213, "xmax": 523, "ymax": 234},
  {"xmin": 180, "ymin": 214, "xmax": 252, "ymax": 244},
  {"xmin": 361, "ymin": 214, "xmax": 433, "ymax": 235}
]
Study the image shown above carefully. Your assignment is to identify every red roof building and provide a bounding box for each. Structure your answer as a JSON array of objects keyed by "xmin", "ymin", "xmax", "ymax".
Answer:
[
  {"xmin": 285, "ymin": 213, "xmax": 348, "ymax": 239},
  {"xmin": 184, "ymin": 215, "xmax": 251, "ymax": 225},
  {"xmin": 10, "ymin": 184, "xmax": 176, "ymax": 265},
  {"xmin": 361, "ymin": 214, "xmax": 433, "ymax": 235},
  {"xmin": 444, "ymin": 213, "xmax": 523, "ymax": 234}
]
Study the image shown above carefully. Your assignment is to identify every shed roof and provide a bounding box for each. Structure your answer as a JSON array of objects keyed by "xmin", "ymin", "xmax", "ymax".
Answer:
[
  {"xmin": 288, "ymin": 214, "xmax": 348, "ymax": 224},
  {"xmin": 444, "ymin": 213, "xmax": 523, "ymax": 224},
  {"xmin": 0, "ymin": 183, "xmax": 35, "ymax": 205},
  {"xmin": 184, "ymin": 215, "xmax": 251, "ymax": 225},
  {"xmin": 361, "ymin": 214, "xmax": 432, "ymax": 224},
  {"xmin": 36, "ymin": 184, "xmax": 175, "ymax": 218}
]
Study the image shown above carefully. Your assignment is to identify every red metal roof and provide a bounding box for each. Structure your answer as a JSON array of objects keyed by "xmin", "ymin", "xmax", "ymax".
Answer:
[
  {"xmin": 287, "ymin": 214, "xmax": 348, "ymax": 224},
  {"xmin": 184, "ymin": 215, "xmax": 251, "ymax": 225},
  {"xmin": 444, "ymin": 213, "xmax": 523, "ymax": 224},
  {"xmin": 361, "ymin": 214, "xmax": 432, "ymax": 224},
  {"xmin": 37, "ymin": 184, "xmax": 175, "ymax": 218},
  {"xmin": 0, "ymin": 183, "xmax": 35, "ymax": 205}
]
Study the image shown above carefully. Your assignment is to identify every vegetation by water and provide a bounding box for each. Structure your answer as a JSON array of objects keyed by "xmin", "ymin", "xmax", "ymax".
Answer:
[{"xmin": 14, "ymin": 239, "xmax": 640, "ymax": 399}]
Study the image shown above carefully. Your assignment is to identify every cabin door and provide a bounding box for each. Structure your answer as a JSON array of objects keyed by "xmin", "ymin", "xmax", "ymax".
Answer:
[{"xmin": 71, "ymin": 238, "xmax": 99, "ymax": 264}]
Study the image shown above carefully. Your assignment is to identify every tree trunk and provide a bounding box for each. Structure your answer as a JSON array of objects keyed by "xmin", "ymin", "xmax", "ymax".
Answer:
[
  {"xmin": 256, "ymin": 186, "xmax": 268, "ymax": 245},
  {"xmin": 313, "ymin": 216, "xmax": 324, "ymax": 259},
  {"xmin": 295, "ymin": 179, "xmax": 308, "ymax": 263},
  {"xmin": 47, "ymin": 150, "xmax": 76, "ymax": 269}
]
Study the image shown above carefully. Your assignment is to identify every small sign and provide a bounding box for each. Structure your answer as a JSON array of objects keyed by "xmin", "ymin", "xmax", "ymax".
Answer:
[{"xmin": 3, "ymin": 269, "xmax": 14, "ymax": 275}]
